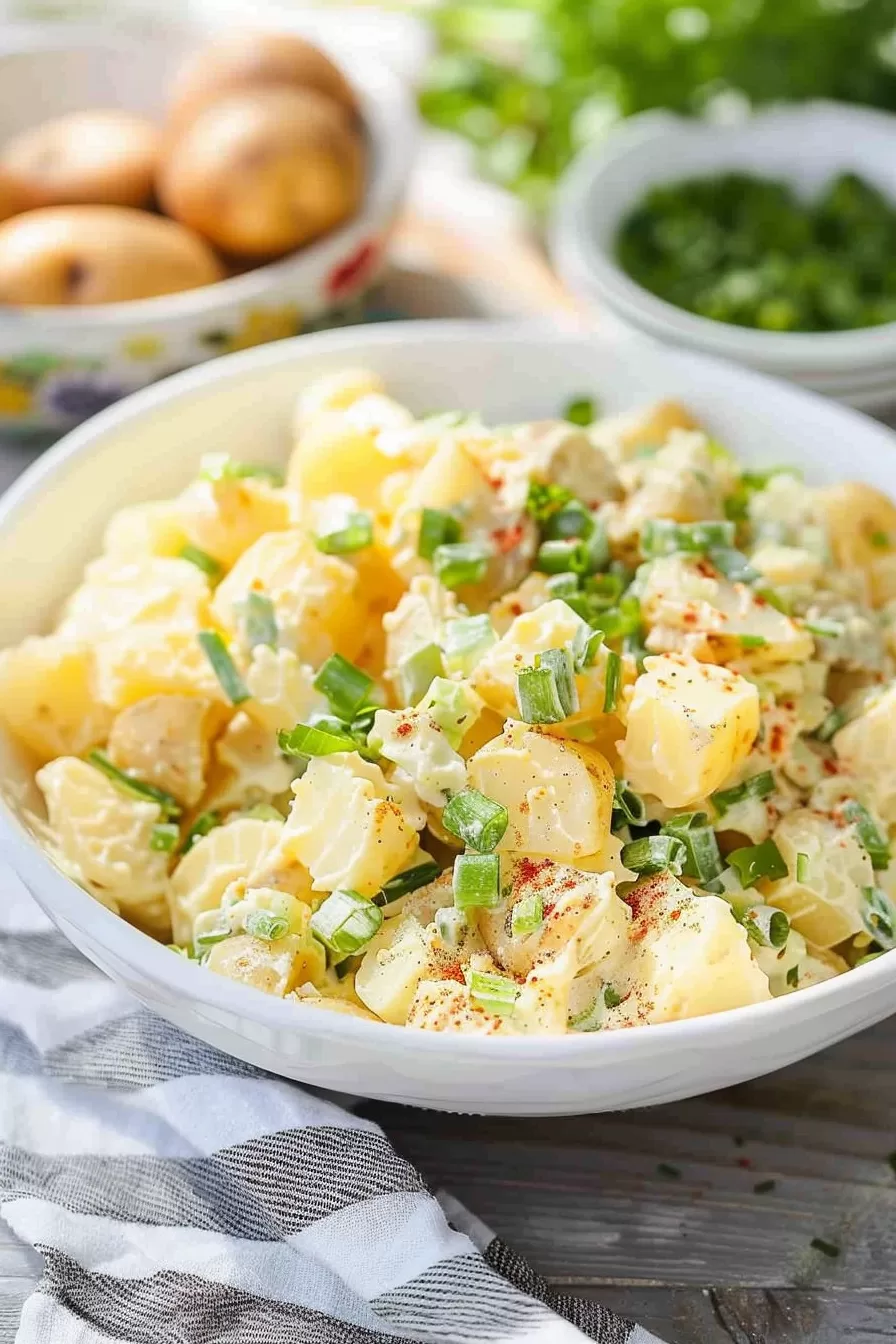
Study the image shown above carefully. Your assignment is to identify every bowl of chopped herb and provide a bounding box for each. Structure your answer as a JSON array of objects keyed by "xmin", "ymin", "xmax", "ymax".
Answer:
[{"xmin": 551, "ymin": 101, "xmax": 896, "ymax": 411}]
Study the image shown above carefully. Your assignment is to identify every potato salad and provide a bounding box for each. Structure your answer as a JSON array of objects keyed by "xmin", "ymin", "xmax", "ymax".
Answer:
[{"xmin": 4, "ymin": 370, "xmax": 896, "ymax": 1035}]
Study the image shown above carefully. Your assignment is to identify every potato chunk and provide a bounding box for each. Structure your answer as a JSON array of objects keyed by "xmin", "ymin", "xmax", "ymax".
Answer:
[
  {"xmin": 818, "ymin": 481, "xmax": 896, "ymax": 607},
  {"xmin": 107, "ymin": 694, "xmax": 216, "ymax": 807},
  {"xmin": 0, "ymin": 636, "xmax": 111, "ymax": 764},
  {"xmin": 833, "ymin": 684, "xmax": 896, "ymax": 824},
  {"xmin": 764, "ymin": 809, "xmax": 874, "ymax": 948},
  {"xmin": 207, "ymin": 932, "xmax": 315, "ymax": 997},
  {"xmin": 168, "ymin": 817, "xmax": 283, "ymax": 945},
  {"xmin": 57, "ymin": 556, "xmax": 210, "ymax": 640}
]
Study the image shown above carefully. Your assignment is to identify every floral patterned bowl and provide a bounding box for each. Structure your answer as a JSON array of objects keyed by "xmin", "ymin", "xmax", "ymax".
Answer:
[{"xmin": 0, "ymin": 26, "xmax": 416, "ymax": 435}]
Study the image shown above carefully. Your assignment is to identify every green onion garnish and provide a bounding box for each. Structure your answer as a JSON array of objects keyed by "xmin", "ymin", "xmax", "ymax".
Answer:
[
  {"xmin": 576, "ymin": 518, "xmax": 610, "ymax": 575},
  {"xmin": 309, "ymin": 889, "xmax": 383, "ymax": 956},
  {"xmin": 861, "ymin": 886, "xmax": 896, "ymax": 950},
  {"xmin": 841, "ymin": 800, "xmax": 890, "ymax": 869},
  {"xmin": 563, "ymin": 396, "xmax": 596, "ymax": 426},
  {"xmin": 661, "ymin": 811, "xmax": 723, "ymax": 883},
  {"xmin": 245, "ymin": 910, "xmax": 289, "ymax": 941},
  {"xmin": 546, "ymin": 571, "xmax": 580, "ymax": 599},
  {"xmin": 417, "ymin": 677, "xmax": 479, "ymax": 748},
  {"xmin": 544, "ymin": 500, "xmax": 592, "ymax": 540},
  {"xmin": 537, "ymin": 647, "xmax": 578, "ymax": 717},
  {"xmin": 739, "ymin": 634, "xmax": 768, "ymax": 649},
  {"xmin": 453, "ymin": 853, "xmax": 501, "ymax": 910},
  {"xmin": 179, "ymin": 543, "xmax": 222, "ymax": 581},
  {"xmin": 442, "ymin": 614, "xmax": 496, "ymax": 675},
  {"xmin": 641, "ymin": 518, "xmax": 736, "ymax": 558},
  {"xmin": 572, "ymin": 624, "xmax": 604, "ymax": 672},
  {"xmin": 708, "ymin": 547, "xmax": 759, "ymax": 583},
  {"xmin": 516, "ymin": 664, "xmax": 567, "ymax": 724},
  {"xmin": 613, "ymin": 779, "xmax": 647, "ymax": 827},
  {"xmin": 815, "ymin": 707, "xmax": 846, "ymax": 743},
  {"xmin": 591, "ymin": 596, "xmax": 642, "ymax": 642},
  {"xmin": 397, "ymin": 642, "xmax": 444, "ymax": 706},
  {"xmin": 469, "ymin": 968, "xmax": 520, "ymax": 1016},
  {"xmin": 603, "ymin": 650, "xmax": 622, "ymax": 713},
  {"xmin": 603, "ymin": 985, "xmax": 622, "ymax": 1009},
  {"xmin": 194, "ymin": 926, "xmax": 230, "ymax": 954},
  {"xmin": 526, "ymin": 480, "xmax": 573, "ymax": 524},
  {"xmin": 199, "ymin": 453, "xmax": 283, "ymax": 486},
  {"xmin": 621, "ymin": 834, "xmax": 687, "ymax": 876},
  {"xmin": 786, "ymin": 964, "xmax": 800, "ymax": 988},
  {"xmin": 279, "ymin": 722, "xmax": 358, "ymax": 757},
  {"xmin": 150, "ymin": 822, "xmax": 180, "ymax": 853},
  {"xmin": 511, "ymin": 890, "xmax": 544, "ymax": 937},
  {"xmin": 316, "ymin": 511, "xmax": 374, "ymax": 556},
  {"xmin": 805, "ymin": 618, "xmax": 845, "ymax": 638},
  {"xmin": 727, "ymin": 839, "xmax": 788, "ymax": 887},
  {"xmin": 712, "ymin": 770, "xmax": 775, "ymax": 816},
  {"xmin": 198, "ymin": 631, "xmax": 250, "ymax": 705},
  {"xmin": 239, "ymin": 591, "xmax": 278, "ymax": 650},
  {"xmin": 739, "ymin": 903, "xmax": 790, "ymax": 949},
  {"xmin": 796, "ymin": 852, "xmax": 810, "ymax": 883},
  {"xmin": 435, "ymin": 905, "xmax": 466, "ymax": 946},
  {"xmin": 870, "ymin": 530, "xmax": 890, "ymax": 549},
  {"xmin": 313, "ymin": 653, "xmax": 374, "ymax": 722},
  {"xmin": 181, "ymin": 810, "xmax": 221, "ymax": 853},
  {"xmin": 418, "ymin": 507, "xmax": 462, "ymax": 562},
  {"xmin": 433, "ymin": 541, "xmax": 491, "ymax": 589},
  {"xmin": 377, "ymin": 860, "xmax": 442, "ymax": 904},
  {"xmin": 443, "ymin": 788, "xmax": 508, "ymax": 853},
  {"xmin": 585, "ymin": 571, "xmax": 625, "ymax": 606},
  {"xmin": 536, "ymin": 538, "xmax": 581, "ymax": 574},
  {"xmin": 568, "ymin": 997, "xmax": 604, "ymax": 1032},
  {"xmin": 87, "ymin": 750, "xmax": 181, "ymax": 820}
]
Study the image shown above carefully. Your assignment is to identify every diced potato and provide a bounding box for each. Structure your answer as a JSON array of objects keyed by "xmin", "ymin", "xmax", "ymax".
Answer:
[
  {"xmin": 833, "ymin": 684, "xmax": 896, "ymax": 824},
  {"xmin": 355, "ymin": 915, "xmax": 438, "ymax": 1025},
  {"xmin": 107, "ymin": 694, "xmax": 217, "ymax": 806},
  {"xmin": 383, "ymin": 575, "xmax": 461, "ymax": 695},
  {"xmin": 102, "ymin": 500, "xmax": 188, "ymax": 559},
  {"xmin": 176, "ymin": 476, "xmax": 292, "ymax": 569},
  {"xmin": 749, "ymin": 544, "xmax": 822, "ymax": 589},
  {"xmin": 57, "ymin": 556, "xmax": 210, "ymax": 640},
  {"xmin": 205, "ymin": 710, "xmax": 295, "ymax": 815},
  {"xmin": 0, "ymin": 636, "xmax": 112, "ymax": 764},
  {"xmin": 489, "ymin": 573, "xmax": 553, "ymax": 637},
  {"xmin": 206, "ymin": 932, "xmax": 317, "ymax": 997},
  {"xmin": 467, "ymin": 724, "xmax": 614, "ymax": 862},
  {"xmin": 608, "ymin": 431, "xmax": 729, "ymax": 545},
  {"xmin": 620, "ymin": 653, "xmax": 759, "ymax": 808},
  {"xmin": 763, "ymin": 809, "xmax": 874, "ymax": 948},
  {"xmin": 817, "ymin": 481, "xmax": 896, "ymax": 607},
  {"xmin": 408, "ymin": 946, "xmax": 588, "ymax": 1036},
  {"xmin": 94, "ymin": 625, "xmax": 226, "ymax": 711},
  {"xmin": 293, "ymin": 367, "xmax": 386, "ymax": 433},
  {"xmin": 210, "ymin": 529, "xmax": 363, "ymax": 666},
  {"xmin": 168, "ymin": 816, "xmax": 283, "ymax": 946},
  {"xmin": 287, "ymin": 411, "xmax": 401, "ymax": 509},
  {"xmin": 591, "ymin": 400, "xmax": 700, "ymax": 463},
  {"xmin": 505, "ymin": 420, "xmax": 621, "ymax": 508},
  {"xmin": 282, "ymin": 753, "xmax": 420, "ymax": 896},
  {"xmin": 36, "ymin": 756, "xmax": 170, "ymax": 937},
  {"xmin": 242, "ymin": 646, "xmax": 325, "ymax": 734}
]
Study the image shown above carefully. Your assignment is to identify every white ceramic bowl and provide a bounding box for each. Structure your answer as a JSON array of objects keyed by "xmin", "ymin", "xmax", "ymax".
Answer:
[
  {"xmin": 1, "ymin": 321, "xmax": 895, "ymax": 1116},
  {"xmin": 0, "ymin": 24, "xmax": 414, "ymax": 436},
  {"xmin": 551, "ymin": 102, "xmax": 896, "ymax": 412}
]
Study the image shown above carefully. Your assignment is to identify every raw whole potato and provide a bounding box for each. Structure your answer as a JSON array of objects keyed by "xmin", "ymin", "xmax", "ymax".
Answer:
[
  {"xmin": 0, "ymin": 205, "xmax": 224, "ymax": 305},
  {"xmin": 158, "ymin": 85, "xmax": 364, "ymax": 258},
  {"xmin": 0, "ymin": 110, "xmax": 161, "ymax": 212},
  {"xmin": 167, "ymin": 30, "xmax": 359, "ymax": 128}
]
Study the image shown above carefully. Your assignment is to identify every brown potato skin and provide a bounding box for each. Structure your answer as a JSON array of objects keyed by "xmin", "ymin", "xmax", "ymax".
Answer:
[
  {"xmin": 0, "ymin": 205, "xmax": 224, "ymax": 305},
  {"xmin": 0, "ymin": 110, "xmax": 162, "ymax": 212},
  {"xmin": 167, "ymin": 31, "xmax": 359, "ymax": 128},
  {"xmin": 158, "ymin": 85, "xmax": 365, "ymax": 259}
]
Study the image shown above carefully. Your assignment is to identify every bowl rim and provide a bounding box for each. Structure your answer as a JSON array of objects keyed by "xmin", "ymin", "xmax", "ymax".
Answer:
[
  {"xmin": 0, "ymin": 25, "xmax": 416, "ymax": 327},
  {"xmin": 551, "ymin": 100, "xmax": 896, "ymax": 371},
  {"xmin": 0, "ymin": 318, "xmax": 894, "ymax": 1061}
]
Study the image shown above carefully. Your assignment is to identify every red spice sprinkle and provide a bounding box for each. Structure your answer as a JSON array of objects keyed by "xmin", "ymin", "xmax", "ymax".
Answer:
[
  {"xmin": 822, "ymin": 758, "xmax": 839, "ymax": 776},
  {"xmin": 509, "ymin": 602, "xmax": 522, "ymax": 617},
  {"xmin": 669, "ymin": 908, "xmax": 682, "ymax": 921},
  {"xmin": 754, "ymin": 593, "xmax": 768, "ymax": 607},
  {"xmin": 443, "ymin": 962, "xmax": 465, "ymax": 984},
  {"xmin": 737, "ymin": 1157, "xmax": 753, "ymax": 1170},
  {"xmin": 493, "ymin": 523, "xmax": 525, "ymax": 554},
  {"xmin": 395, "ymin": 721, "xmax": 413, "ymax": 738},
  {"xmin": 695, "ymin": 559, "xmax": 715, "ymax": 578},
  {"xmin": 769, "ymin": 724, "xmax": 785, "ymax": 757},
  {"xmin": 516, "ymin": 856, "xmax": 551, "ymax": 887}
]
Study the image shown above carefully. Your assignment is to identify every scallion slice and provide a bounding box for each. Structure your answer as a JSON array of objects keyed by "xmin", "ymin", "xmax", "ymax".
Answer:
[
  {"xmin": 516, "ymin": 664, "xmax": 566, "ymax": 724},
  {"xmin": 621, "ymin": 834, "xmax": 687, "ymax": 876},
  {"xmin": 841, "ymin": 800, "xmax": 890, "ymax": 870},
  {"xmin": 87, "ymin": 750, "xmax": 181, "ymax": 820},
  {"xmin": 511, "ymin": 891, "xmax": 543, "ymax": 937},
  {"xmin": 712, "ymin": 770, "xmax": 775, "ymax": 816},
  {"xmin": 576, "ymin": 518, "xmax": 610, "ymax": 574},
  {"xmin": 661, "ymin": 811, "xmax": 723, "ymax": 884},
  {"xmin": 417, "ymin": 677, "xmax": 479, "ymax": 748},
  {"xmin": 397, "ymin": 643, "xmax": 444, "ymax": 706},
  {"xmin": 603, "ymin": 650, "xmax": 622, "ymax": 713},
  {"xmin": 435, "ymin": 906, "xmax": 466, "ymax": 947},
  {"xmin": 584, "ymin": 571, "xmax": 624, "ymax": 606},
  {"xmin": 739, "ymin": 903, "xmax": 790, "ymax": 949},
  {"xmin": 536, "ymin": 538, "xmax": 581, "ymax": 574},
  {"xmin": 544, "ymin": 500, "xmax": 592, "ymax": 540},
  {"xmin": 563, "ymin": 396, "xmax": 596, "ymax": 426},
  {"xmin": 199, "ymin": 453, "xmax": 283, "ymax": 486},
  {"xmin": 453, "ymin": 853, "xmax": 501, "ymax": 910},
  {"xmin": 641, "ymin": 518, "xmax": 736, "ymax": 558},
  {"xmin": 239, "ymin": 591, "xmax": 278, "ymax": 650},
  {"xmin": 796, "ymin": 852, "xmax": 810, "ymax": 883},
  {"xmin": 568, "ymin": 997, "xmax": 604, "ymax": 1032},
  {"xmin": 377, "ymin": 860, "xmax": 442, "ymax": 904},
  {"xmin": 194, "ymin": 926, "xmax": 231, "ymax": 954},
  {"xmin": 526, "ymin": 481, "xmax": 573, "ymax": 524},
  {"xmin": 469, "ymin": 968, "xmax": 519, "ymax": 1016},
  {"xmin": 418, "ymin": 507, "xmax": 462, "ymax": 562},
  {"xmin": 861, "ymin": 886, "xmax": 896, "ymax": 950},
  {"xmin": 739, "ymin": 634, "xmax": 768, "ymax": 649},
  {"xmin": 181, "ymin": 810, "xmax": 221, "ymax": 853},
  {"xmin": 442, "ymin": 614, "xmax": 496, "ymax": 675},
  {"xmin": 179, "ymin": 543, "xmax": 222, "ymax": 581},
  {"xmin": 604, "ymin": 985, "xmax": 623, "ymax": 1009},
  {"xmin": 591, "ymin": 596, "xmax": 642, "ymax": 641},
  {"xmin": 309, "ymin": 889, "xmax": 383, "ymax": 956},
  {"xmin": 727, "ymin": 839, "xmax": 788, "ymax": 887},
  {"xmin": 432, "ymin": 541, "xmax": 491, "ymax": 589},
  {"xmin": 815, "ymin": 707, "xmax": 846, "ymax": 743},
  {"xmin": 443, "ymin": 788, "xmax": 508, "ymax": 853},
  {"xmin": 245, "ymin": 910, "xmax": 290, "ymax": 942},
  {"xmin": 279, "ymin": 722, "xmax": 358, "ymax": 756},
  {"xmin": 150, "ymin": 822, "xmax": 180, "ymax": 853},
  {"xmin": 198, "ymin": 630, "xmax": 250, "ymax": 704},
  {"xmin": 805, "ymin": 618, "xmax": 845, "ymax": 639},
  {"xmin": 537, "ymin": 647, "xmax": 578, "ymax": 716},
  {"xmin": 546, "ymin": 571, "xmax": 580, "ymax": 599},
  {"xmin": 316, "ymin": 510, "xmax": 374, "ymax": 556},
  {"xmin": 572, "ymin": 624, "xmax": 604, "ymax": 672},
  {"xmin": 708, "ymin": 547, "xmax": 759, "ymax": 583},
  {"xmin": 613, "ymin": 779, "xmax": 647, "ymax": 827},
  {"xmin": 313, "ymin": 653, "xmax": 374, "ymax": 721}
]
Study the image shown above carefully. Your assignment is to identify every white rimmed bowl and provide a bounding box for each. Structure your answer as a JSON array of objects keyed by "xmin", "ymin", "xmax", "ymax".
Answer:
[
  {"xmin": 0, "ymin": 25, "xmax": 415, "ymax": 436},
  {"xmin": 2, "ymin": 321, "xmax": 895, "ymax": 1116},
  {"xmin": 551, "ymin": 102, "xmax": 896, "ymax": 412}
]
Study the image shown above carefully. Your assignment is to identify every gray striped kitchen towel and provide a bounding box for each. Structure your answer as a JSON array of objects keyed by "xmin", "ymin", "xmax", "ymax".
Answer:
[{"xmin": 0, "ymin": 868, "xmax": 663, "ymax": 1344}]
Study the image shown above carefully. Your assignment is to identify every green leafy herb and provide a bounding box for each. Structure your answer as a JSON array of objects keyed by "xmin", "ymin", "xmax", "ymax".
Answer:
[
  {"xmin": 512, "ymin": 891, "xmax": 544, "ymax": 937},
  {"xmin": 442, "ymin": 614, "xmax": 497, "ymax": 675},
  {"xmin": 526, "ymin": 481, "xmax": 573, "ymax": 525},
  {"xmin": 603, "ymin": 985, "xmax": 622, "ymax": 1009},
  {"xmin": 641, "ymin": 518, "xmax": 735, "ymax": 558},
  {"xmin": 661, "ymin": 811, "xmax": 723, "ymax": 884},
  {"xmin": 796, "ymin": 852, "xmax": 810, "ymax": 884},
  {"xmin": 316, "ymin": 511, "xmax": 374, "ymax": 556},
  {"xmin": 198, "ymin": 631, "xmax": 250, "ymax": 704},
  {"xmin": 603, "ymin": 650, "xmax": 621, "ymax": 713},
  {"xmin": 841, "ymin": 800, "xmax": 890, "ymax": 870},
  {"xmin": 516, "ymin": 663, "xmax": 567, "ymax": 724},
  {"xmin": 279, "ymin": 722, "xmax": 359, "ymax": 757},
  {"xmin": 397, "ymin": 643, "xmax": 445, "ymax": 706},
  {"xmin": 418, "ymin": 507, "xmax": 462, "ymax": 561},
  {"xmin": 443, "ymin": 788, "xmax": 509, "ymax": 853},
  {"xmin": 179, "ymin": 544, "xmax": 222, "ymax": 581},
  {"xmin": 815, "ymin": 707, "xmax": 847, "ymax": 743},
  {"xmin": 613, "ymin": 779, "xmax": 647, "ymax": 827},
  {"xmin": 621, "ymin": 834, "xmax": 687, "ymax": 876},
  {"xmin": 786, "ymin": 965, "xmax": 800, "ymax": 989},
  {"xmin": 433, "ymin": 541, "xmax": 491, "ymax": 589},
  {"xmin": 181, "ymin": 810, "xmax": 221, "ymax": 853},
  {"xmin": 860, "ymin": 886, "xmax": 896, "ymax": 950},
  {"xmin": 199, "ymin": 453, "xmax": 283, "ymax": 486},
  {"xmin": 313, "ymin": 653, "xmax": 374, "ymax": 722},
  {"xmin": 87, "ymin": 750, "xmax": 181, "ymax": 820},
  {"xmin": 377, "ymin": 861, "xmax": 442, "ymax": 905},
  {"xmin": 727, "ymin": 839, "xmax": 788, "ymax": 887},
  {"xmin": 739, "ymin": 634, "xmax": 768, "ymax": 649},
  {"xmin": 739, "ymin": 903, "xmax": 790, "ymax": 949},
  {"xmin": 712, "ymin": 771, "xmax": 775, "ymax": 816}
]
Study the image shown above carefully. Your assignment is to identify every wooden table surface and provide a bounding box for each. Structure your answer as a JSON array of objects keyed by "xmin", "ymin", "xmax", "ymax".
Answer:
[{"xmin": 0, "ymin": 259, "xmax": 894, "ymax": 1344}]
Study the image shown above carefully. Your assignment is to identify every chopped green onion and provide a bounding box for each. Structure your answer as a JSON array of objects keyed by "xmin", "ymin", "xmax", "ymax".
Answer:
[
  {"xmin": 417, "ymin": 677, "xmax": 479, "ymax": 748},
  {"xmin": 443, "ymin": 788, "xmax": 508, "ymax": 853},
  {"xmin": 150, "ymin": 822, "xmax": 180, "ymax": 853},
  {"xmin": 591, "ymin": 596, "xmax": 642, "ymax": 641},
  {"xmin": 708, "ymin": 547, "xmax": 759, "ymax": 583},
  {"xmin": 841, "ymin": 800, "xmax": 890, "ymax": 870},
  {"xmin": 181, "ymin": 810, "xmax": 221, "ymax": 852},
  {"xmin": 469, "ymin": 968, "xmax": 520, "ymax": 1016},
  {"xmin": 313, "ymin": 653, "xmax": 374, "ymax": 721},
  {"xmin": 739, "ymin": 903, "xmax": 791, "ymax": 949},
  {"xmin": 435, "ymin": 905, "xmax": 466, "ymax": 946},
  {"xmin": 316, "ymin": 511, "xmax": 374, "ymax": 556},
  {"xmin": 546, "ymin": 572, "xmax": 580, "ymax": 599},
  {"xmin": 87, "ymin": 750, "xmax": 181, "ymax": 820},
  {"xmin": 805, "ymin": 618, "xmax": 845, "ymax": 638},
  {"xmin": 433, "ymin": 541, "xmax": 491, "ymax": 589},
  {"xmin": 621, "ymin": 834, "xmax": 687, "ymax": 876},
  {"xmin": 576, "ymin": 517, "xmax": 610, "ymax": 574},
  {"xmin": 585, "ymin": 571, "xmax": 625, "ymax": 606},
  {"xmin": 511, "ymin": 890, "xmax": 544, "ymax": 937},
  {"xmin": 613, "ymin": 779, "xmax": 647, "ymax": 827},
  {"xmin": 418, "ymin": 507, "xmax": 462, "ymax": 561},
  {"xmin": 198, "ymin": 631, "xmax": 250, "ymax": 704},
  {"xmin": 739, "ymin": 634, "xmax": 768, "ymax": 649},
  {"xmin": 786, "ymin": 964, "xmax": 800, "ymax": 988},
  {"xmin": 537, "ymin": 538, "xmax": 581, "ymax": 574},
  {"xmin": 603, "ymin": 650, "xmax": 621, "ymax": 713},
  {"xmin": 396, "ymin": 643, "xmax": 444, "ymax": 705},
  {"xmin": 537, "ymin": 647, "xmax": 578, "ymax": 717},
  {"xmin": 727, "ymin": 839, "xmax": 788, "ymax": 887},
  {"xmin": 199, "ymin": 453, "xmax": 283, "ymax": 486},
  {"xmin": 179, "ymin": 543, "xmax": 222, "ymax": 581},
  {"xmin": 516, "ymin": 664, "xmax": 567, "ymax": 724},
  {"xmin": 870, "ymin": 530, "xmax": 890, "ymax": 549},
  {"xmin": 279, "ymin": 722, "xmax": 357, "ymax": 756},
  {"xmin": 661, "ymin": 811, "xmax": 723, "ymax": 883},
  {"xmin": 623, "ymin": 630, "xmax": 649, "ymax": 673},
  {"xmin": 861, "ymin": 886, "xmax": 896, "ymax": 950},
  {"xmin": 755, "ymin": 585, "xmax": 789, "ymax": 613},
  {"xmin": 194, "ymin": 926, "xmax": 230, "ymax": 954},
  {"xmin": 309, "ymin": 889, "xmax": 383, "ymax": 956},
  {"xmin": 796, "ymin": 852, "xmax": 810, "ymax": 883},
  {"xmin": 855, "ymin": 951, "xmax": 883, "ymax": 967},
  {"xmin": 544, "ymin": 500, "xmax": 592, "ymax": 540},
  {"xmin": 378, "ymin": 860, "xmax": 442, "ymax": 904},
  {"xmin": 245, "ymin": 910, "xmax": 290, "ymax": 941},
  {"xmin": 641, "ymin": 518, "xmax": 736, "ymax": 558},
  {"xmin": 603, "ymin": 985, "xmax": 623, "ymax": 1009},
  {"xmin": 526, "ymin": 480, "xmax": 573, "ymax": 524},
  {"xmin": 442, "ymin": 614, "xmax": 496, "ymax": 675},
  {"xmin": 563, "ymin": 395, "xmax": 596, "ymax": 426},
  {"xmin": 568, "ymin": 996, "xmax": 604, "ymax": 1032},
  {"xmin": 572, "ymin": 622, "xmax": 604, "ymax": 672},
  {"xmin": 453, "ymin": 853, "xmax": 501, "ymax": 910},
  {"xmin": 239, "ymin": 591, "xmax": 278, "ymax": 650},
  {"xmin": 712, "ymin": 770, "xmax": 775, "ymax": 816},
  {"xmin": 815, "ymin": 707, "xmax": 846, "ymax": 743}
]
